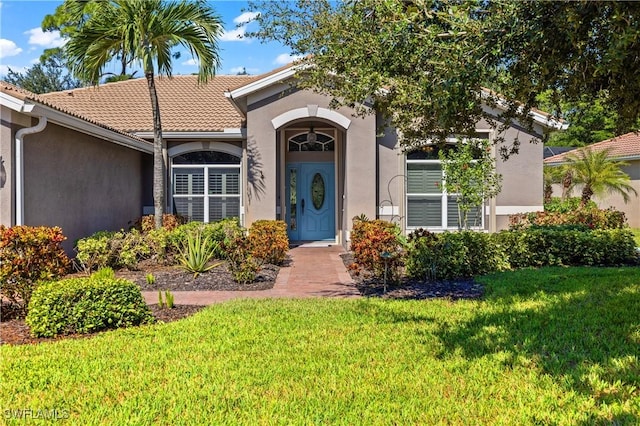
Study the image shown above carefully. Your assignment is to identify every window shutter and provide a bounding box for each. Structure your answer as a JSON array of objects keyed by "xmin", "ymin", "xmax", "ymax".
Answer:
[{"xmin": 407, "ymin": 163, "xmax": 441, "ymax": 194}]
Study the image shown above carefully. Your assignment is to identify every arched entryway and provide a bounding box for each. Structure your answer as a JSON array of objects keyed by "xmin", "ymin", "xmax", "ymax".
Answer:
[{"xmin": 284, "ymin": 126, "xmax": 337, "ymax": 241}]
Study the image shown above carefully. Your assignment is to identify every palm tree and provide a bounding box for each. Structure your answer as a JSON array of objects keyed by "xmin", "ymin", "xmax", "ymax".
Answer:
[
  {"xmin": 565, "ymin": 147, "xmax": 638, "ymax": 206},
  {"xmin": 543, "ymin": 164, "xmax": 566, "ymax": 203},
  {"xmin": 65, "ymin": 0, "xmax": 222, "ymax": 228}
]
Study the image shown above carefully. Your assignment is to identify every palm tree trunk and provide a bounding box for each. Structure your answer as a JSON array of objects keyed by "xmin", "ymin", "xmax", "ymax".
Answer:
[
  {"xmin": 146, "ymin": 71, "xmax": 165, "ymax": 229},
  {"xmin": 581, "ymin": 185, "xmax": 593, "ymax": 207},
  {"xmin": 561, "ymin": 170, "xmax": 573, "ymax": 200}
]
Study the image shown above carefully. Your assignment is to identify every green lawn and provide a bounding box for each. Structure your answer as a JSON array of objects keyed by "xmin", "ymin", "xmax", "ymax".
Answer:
[{"xmin": 1, "ymin": 267, "xmax": 639, "ymax": 424}]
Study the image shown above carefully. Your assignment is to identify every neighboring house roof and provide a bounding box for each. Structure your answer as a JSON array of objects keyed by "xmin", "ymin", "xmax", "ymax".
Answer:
[
  {"xmin": 543, "ymin": 146, "xmax": 575, "ymax": 159},
  {"xmin": 40, "ymin": 75, "xmax": 259, "ymax": 133},
  {"xmin": 0, "ymin": 81, "xmax": 152, "ymax": 151},
  {"xmin": 544, "ymin": 132, "xmax": 640, "ymax": 164}
]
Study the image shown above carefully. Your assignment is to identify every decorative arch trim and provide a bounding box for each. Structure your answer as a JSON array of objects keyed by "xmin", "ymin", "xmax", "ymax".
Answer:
[
  {"xmin": 168, "ymin": 142, "xmax": 242, "ymax": 158},
  {"xmin": 271, "ymin": 106, "xmax": 351, "ymax": 130}
]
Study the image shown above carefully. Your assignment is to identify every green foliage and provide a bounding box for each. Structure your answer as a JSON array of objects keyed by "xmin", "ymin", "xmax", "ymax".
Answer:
[
  {"xmin": 4, "ymin": 267, "xmax": 640, "ymax": 423},
  {"xmin": 250, "ymin": 1, "xmax": 640, "ymax": 153},
  {"xmin": 63, "ymin": 0, "xmax": 224, "ymax": 228},
  {"xmin": 495, "ymin": 228, "xmax": 637, "ymax": 268},
  {"xmin": 248, "ymin": 220, "xmax": 289, "ymax": 265},
  {"xmin": 350, "ymin": 218, "xmax": 404, "ymax": 281},
  {"xmin": 75, "ymin": 229, "xmax": 151, "ymax": 272},
  {"xmin": 406, "ymin": 228, "xmax": 636, "ymax": 280},
  {"xmin": 168, "ymin": 219, "xmax": 242, "ymax": 260},
  {"xmin": 3, "ymin": 50, "xmax": 81, "ymax": 94},
  {"xmin": 146, "ymin": 273, "xmax": 156, "ymax": 285},
  {"xmin": 75, "ymin": 219, "xmax": 244, "ymax": 272},
  {"xmin": 565, "ymin": 147, "xmax": 638, "ymax": 205},
  {"xmin": 406, "ymin": 230, "xmax": 508, "ymax": 281},
  {"xmin": 0, "ymin": 226, "xmax": 70, "ymax": 314},
  {"xmin": 25, "ymin": 272, "xmax": 153, "ymax": 337},
  {"xmin": 438, "ymin": 138, "xmax": 502, "ymax": 229},
  {"xmin": 177, "ymin": 231, "xmax": 221, "ymax": 277},
  {"xmin": 544, "ymin": 197, "xmax": 595, "ymax": 214},
  {"xmin": 539, "ymin": 92, "xmax": 623, "ymax": 148},
  {"xmin": 510, "ymin": 206, "xmax": 627, "ymax": 230},
  {"xmin": 225, "ymin": 237, "xmax": 261, "ymax": 284},
  {"xmin": 158, "ymin": 290, "xmax": 174, "ymax": 309}
]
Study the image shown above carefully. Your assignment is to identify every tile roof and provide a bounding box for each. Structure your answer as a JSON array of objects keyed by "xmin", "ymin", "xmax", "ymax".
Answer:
[
  {"xmin": 544, "ymin": 132, "xmax": 640, "ymax": 163},
  {"xmin": 40, "ymin": 75, "xmax": 259, "ymax": 133},
  {"xmin": 0, "ymin": 81, "xmax": 149, "ymax": 144}
]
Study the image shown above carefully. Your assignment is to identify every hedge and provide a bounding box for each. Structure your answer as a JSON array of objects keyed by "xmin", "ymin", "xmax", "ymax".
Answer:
[{"xmin": 26, "ymin": 269, "xmax": 153, "ymax": 337}]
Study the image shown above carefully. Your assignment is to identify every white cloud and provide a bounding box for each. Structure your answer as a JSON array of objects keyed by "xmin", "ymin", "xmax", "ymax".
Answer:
[
  {"xmin": 0, "ymin": 64, "xmax": 26, "ymax": 77},
  {"xmin": 233, "ymin": 11, "xmax": 259, "ymax": 25},
  {"xmin": 0, "ymin": 39, "xmax": 22, "ymax": 59},
  {"xmin": 220, "ymin": 12, "xmax": 259, "ymax": 42},
  {"xmin": 273, "ymin": 53, "xmax": 303, "ymax": 66},
  {"xmin": 182, "ymin": 58, "xmax": 199, "ymax": 66},
  {"xmin": 24, "ymin": 28, "xmax": 66, "ymax": 48},
  {"xmin": 220, "ymin": 27, "xmax": 246, "ymax": 42},
  {"xmin": 30, "ymin": 57, "xmax": 40, "ymax": 65}
]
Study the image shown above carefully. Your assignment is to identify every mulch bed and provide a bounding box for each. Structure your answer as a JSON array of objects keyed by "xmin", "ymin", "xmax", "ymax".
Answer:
[
  {"xmin": 1, "ymin": 259, "xmax": 279, "ymax": 346},
  {"xmin": 340, "ymin": 253, "xmax": 484, "ymax": 300},
  {"xmin": 2, "ymin": 253, "xmax": 484, "ymax": 346},
  {"xmin": 115, "ymin": 259, "xmax": 279, "ymax": 292}
]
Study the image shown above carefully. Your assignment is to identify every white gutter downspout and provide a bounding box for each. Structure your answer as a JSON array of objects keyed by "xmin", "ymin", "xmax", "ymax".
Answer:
[{"xmin": 15, "ymin": 116, "xmax": 48, "ymax": 225}]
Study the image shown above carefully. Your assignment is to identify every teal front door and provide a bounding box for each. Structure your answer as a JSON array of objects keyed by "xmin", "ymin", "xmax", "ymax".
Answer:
[{"xmin": 286, "ymin": 163, "xmax": 335, "ymax": 241}]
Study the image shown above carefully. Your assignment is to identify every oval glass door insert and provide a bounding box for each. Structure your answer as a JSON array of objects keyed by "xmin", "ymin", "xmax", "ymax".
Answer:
[{"xmin": 311, "ymin": 173, "xmax": 325, "ymax": 210}]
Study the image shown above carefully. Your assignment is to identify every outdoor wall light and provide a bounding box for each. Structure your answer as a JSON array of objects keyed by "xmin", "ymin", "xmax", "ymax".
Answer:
[{"xmin": 307, "ymin": 126, "xmax": 317, "ymax": 144}]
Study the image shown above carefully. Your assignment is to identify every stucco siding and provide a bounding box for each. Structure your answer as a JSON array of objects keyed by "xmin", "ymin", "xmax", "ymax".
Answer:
[
  {"xmin": 22, "ymin": 122, "xmax": 145, "ymax": 253},
  {"xmin": 495, "ymin": 126, "xmax": 544, "ymax": 216},
  {"xmin": 245, "ymin": 89, "xmax": 377, "ymax": 235}
]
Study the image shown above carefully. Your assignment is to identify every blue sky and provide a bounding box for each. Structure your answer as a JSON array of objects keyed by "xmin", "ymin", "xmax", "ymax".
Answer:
[{"xmin": 0, "ymin": 0, "xmax": 299, "ymax": 79}]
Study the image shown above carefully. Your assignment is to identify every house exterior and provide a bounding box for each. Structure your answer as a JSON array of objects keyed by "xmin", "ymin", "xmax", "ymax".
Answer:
[
  {"xmin": 1, "ymin": 64, "xmax": 561, "ymax": 253},
  {"xmin": 544, "ymin": 132, "xmax": 640, "ymax": 228}
]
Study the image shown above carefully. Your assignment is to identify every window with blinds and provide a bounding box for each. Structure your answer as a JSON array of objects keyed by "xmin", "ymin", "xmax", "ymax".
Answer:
[
  {"xmin": 406, "ymin": 148, "xmax": 483, "ymax": 229},
  {"xmin": 171, "ymin": 152, "xmax": 241, "ymax": 223}
]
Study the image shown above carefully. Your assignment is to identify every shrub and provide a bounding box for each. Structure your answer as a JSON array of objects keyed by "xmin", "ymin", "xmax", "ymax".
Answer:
[
  {"xmin": 405, "ymin": 230, "xmax": 505, "ymax": 281},
  {"xmin": 134, "ymin": 214, "xmax": 187, "ymax": 233},
  {"xmin": 248, "ymin": 220, "xmax": 289, "ymax": 265},
  {"xmin": 0, "ymin": 226, "xmax": 70, "ymax": 313},
  {"xmin": 26, "ymin": 269, "xmax": 153, "ymax": 337},
  {"xmin": 509, "ymin": 206, "xmax": 627, "ymax": 230},
  {"xmin": 75, "ymin": 231, "xmax": 113, "ymax": 272},
  {"xmin": 168, "ymin": 218, "xmax": 243, "ymax": 260},
  {"xmin": 350, "ymin": 217, "xmax": 404, "ymax": 281},
  {"xmin": 225, "ymin": 236, "xmax": 261, "ymax": 284},
  {"xmin": 496, "ymin": 228, "xmax": 637, "ymax": 267},
  {"xmin": 177, "ymin": 230, "xmax": 222, "ymax": 277},
  {"xmin": 544, "ymin": 197, "xmax": 596, "ymax": 213},
  {"xmin": 75, "ymin": 229, "xmax": 151, "ymax": 271}
]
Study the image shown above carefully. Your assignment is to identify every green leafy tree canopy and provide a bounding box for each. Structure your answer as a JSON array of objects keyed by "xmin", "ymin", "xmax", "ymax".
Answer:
[
  {"xmin": 3, "ymin": 50, "xmax": 81, "ymax": 94},
  {"xmin": 248, "ymin": 0, "xmax": 640, "ymax": 155}
]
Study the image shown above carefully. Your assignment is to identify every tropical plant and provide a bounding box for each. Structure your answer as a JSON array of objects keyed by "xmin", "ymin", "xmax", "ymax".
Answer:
[
  {"xmin": 439, "ymin": 138, "xmax": 502, "ymax": 229},
  {"xmin": 565, "ymin": 148, "xmax": 638, "ymax": 206},
  {"xmin": 65, "ymin": 0, "xmax": 223, "ymax": 229},
  {"xmin": 177, "ymin": 231, "xmax": 221, "ymax": 277}
]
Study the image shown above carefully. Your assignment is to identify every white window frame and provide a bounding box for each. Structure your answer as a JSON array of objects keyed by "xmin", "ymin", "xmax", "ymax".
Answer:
[
  {"xmin": 171, "ymin": 164, "xmax": 241, "ymax": 223},
  {"xmin": 405, "ymin": 143, "xmax": 485, "ymax": 231},
  {"xmin": 169, "ymin": 142, "xmax": 243, "ymax": 224}
]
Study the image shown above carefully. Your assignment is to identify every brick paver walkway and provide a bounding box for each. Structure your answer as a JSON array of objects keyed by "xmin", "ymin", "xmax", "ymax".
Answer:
[{"xmin": 141, "ymin": 244, "xmax": 359, "ymax": 305}]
